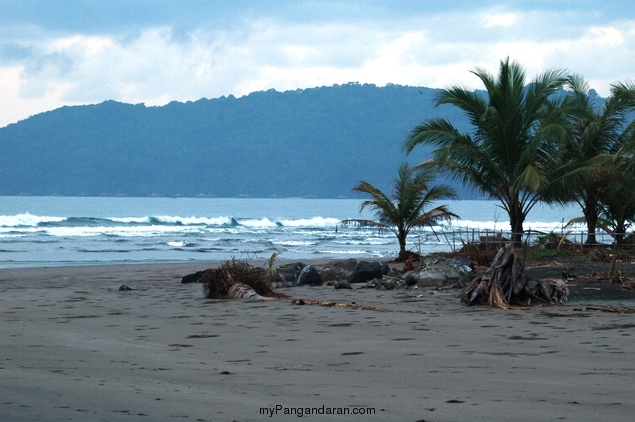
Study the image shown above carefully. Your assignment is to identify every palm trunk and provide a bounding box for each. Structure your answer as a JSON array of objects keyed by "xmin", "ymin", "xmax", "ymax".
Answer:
[
  {"xmin": 508, "ymin": 203, "xmax": 525, "ymax": 245},
  {"xmin": 585, "ymin": 215, "xmax": 598, "ymax": 246},
  {"xmin": 615, "ymin": 220, "xmax": 626, "ymax": 246},
  {"xmin": 398, "ymin": 230, "xmax": 408, "ymax": 261},
  {"xmin": 583, "ymin": 194, "xmax": 598, "ymax": 246}
]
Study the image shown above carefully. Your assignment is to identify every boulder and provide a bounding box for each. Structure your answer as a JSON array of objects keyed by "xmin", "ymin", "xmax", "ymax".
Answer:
[
  {"xmin": 409, "ymin": 256, "xmax": 475, "ymax": 288},
  {"xmin": 274, "ymin": 262, "xmax": 305, "ymax": 283},
  {"xmin": 347, "ymin": 261, "xmax": 390, "ymax": 284},
  {"xmin": 295, "ymin": 265, "xmax": 323, "ymax": 286},
  {"xmin": 334, "ymin": 281, "xmax": 352, "ymax": 290},
  {"xmin": 181, "ymin": 270, "xmax": 205, "ymax": 283},
  {"xmin": 321, "ymin": 258, "xmax": 358, "ymax": 283}
]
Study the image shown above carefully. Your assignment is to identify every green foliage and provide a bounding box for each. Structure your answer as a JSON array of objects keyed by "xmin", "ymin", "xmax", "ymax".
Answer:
[
  {"xmin": 267, "ymin": 252, "xmax": 279, "ymax": 278},
  {"xmin": 0, "ymin": 84, "xmax": 476, "ymax": 198},
  {"xmin": 546, "ymin": 76, "xmax": 635, "ymax": 244},
  {"xmin": 341, "ymin": 162, "xmax": 458, "ymax": 260},
  {"xmin": 405, "ymin": 58, "xmax": 572, "ymax": 244}
]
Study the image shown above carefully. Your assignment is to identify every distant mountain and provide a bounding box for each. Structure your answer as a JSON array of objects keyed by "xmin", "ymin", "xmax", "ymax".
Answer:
[{"xmin": 0, "ymin": 82, "xmax": 477, "ymax": 198}]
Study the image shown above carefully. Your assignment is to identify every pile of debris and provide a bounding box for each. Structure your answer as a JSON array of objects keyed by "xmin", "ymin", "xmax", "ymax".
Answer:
[
  {"xmin": 181, "ymin": 247, "xmax": 570, "ymax": 309},
  {"xmin": 185, "ymin": 260, "xmax": 283, "ymax": 300},
  {"xmin": 461, "ymin": 244, "xmax": 569, "ymax": 308}
]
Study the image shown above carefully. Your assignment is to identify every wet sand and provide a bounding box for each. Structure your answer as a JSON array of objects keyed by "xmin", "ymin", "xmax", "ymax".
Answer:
[{"xmin": 1, "ymin": 260, "xmax": 634, "ymax": 421}]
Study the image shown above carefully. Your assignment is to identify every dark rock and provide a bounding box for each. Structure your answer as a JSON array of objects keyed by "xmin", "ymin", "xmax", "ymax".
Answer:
[
  {"xmin": 347, "ymin": 261, "xmax": 390, "ymax": 284},
  {"xmin": 181, "ymin": 270, "xmax": 205, "ymax": 283},
  {"xmin": 374, "ymin": 277, "xmax": 404, "ymax": 290},
  {"xmin": 296, "ymin": 265, "xmax": 323, "ymax": 286},
  {"xmin": 402, "ymin": 271, "xmax": 418, "ymax": 286},
  {"xmin": 334, "ymin": 281, "xmax": 352, "ymax": 289},
  {"xmin": 321, "ymin": 259, "xmax": 359, "ymax": 284},
  {"xmin": 410, "ymin": 256, "xmax": 475, "ymax": 288},
  {"xmin": 118, "ymin": 285, "xmax": 134, "ymax": 291},
  {"xmin": 452, "ymin": 255, "xmax": 475, "ymax": 271},
  {"xmin": 323, "ymin": 258, "xmax": 358, "ymax": 272},
  {"xmin": 274, "ymin": 262, "xmax": 305, "ymax": 283}
]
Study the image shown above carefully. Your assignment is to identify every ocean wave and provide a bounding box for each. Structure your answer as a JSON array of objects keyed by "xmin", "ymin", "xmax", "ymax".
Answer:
[
  {"xmin": 0, "ymin": 213, "xmax": 65, "ymax": 227},
  {"xmin": 273, "ymin": 240, "xmax": 318, "ymax": 246},
  {"xmin": 278, "ymin": 217, "xmax": 340, "ymax": 227},
  {"xmin": 150, "ymin": 215, "xmax": 233, "ymax": 226}
]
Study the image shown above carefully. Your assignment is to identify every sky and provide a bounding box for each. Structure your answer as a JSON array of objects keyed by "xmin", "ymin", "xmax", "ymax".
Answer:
[{"xmin": 0, "ymin": 0, "xmax": 633, "ymax": 127}]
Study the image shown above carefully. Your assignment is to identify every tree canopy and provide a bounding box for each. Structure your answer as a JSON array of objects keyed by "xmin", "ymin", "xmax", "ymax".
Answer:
[{"xmin": 404, "ymin": 58, "xmax": 571, "ymax": 244}]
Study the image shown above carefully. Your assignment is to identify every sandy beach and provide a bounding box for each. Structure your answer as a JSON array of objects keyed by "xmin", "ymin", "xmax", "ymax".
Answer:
[{"xmin": 1, "ymin": 259, "xmax": 634, "ymax": 421}]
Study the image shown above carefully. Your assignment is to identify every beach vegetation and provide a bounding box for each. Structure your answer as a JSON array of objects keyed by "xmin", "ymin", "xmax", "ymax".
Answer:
[
  {"xmin": 546, "ymin": 77, "xmax": 635, "ymax": 245},
  {"xmin": 404, "ymin": 57, "xmax": 570, "ymax": 245},
  {"xmin": 341, "ymin": 162, "xmax": 458, "ymax": 261}
]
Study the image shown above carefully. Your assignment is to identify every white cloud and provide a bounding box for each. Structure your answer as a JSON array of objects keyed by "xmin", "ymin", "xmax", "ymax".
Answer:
[
  {"xmin": 480, "ymin": 12, "xmax": 518, "ymax": 28},
  {"xmin": 1, "ymin": 4, "xmax": 634, "ymax": 127}
]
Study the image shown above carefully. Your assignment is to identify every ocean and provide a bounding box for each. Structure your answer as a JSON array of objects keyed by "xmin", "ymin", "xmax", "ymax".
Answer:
[{"xmin": 0, "ymin": 196, "xmax": 581, "ymax": 268}]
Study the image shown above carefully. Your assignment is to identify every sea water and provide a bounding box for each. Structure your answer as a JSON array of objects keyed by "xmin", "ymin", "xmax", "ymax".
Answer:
[{"xmin": 0, "ymin": 196, "xmax": 581, "ymax": 268}]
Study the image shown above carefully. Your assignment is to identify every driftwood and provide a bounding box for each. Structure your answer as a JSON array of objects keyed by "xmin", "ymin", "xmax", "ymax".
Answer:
[{"xmin": 461, "ymin": 244, "xmax": 569, "ymax": 309}]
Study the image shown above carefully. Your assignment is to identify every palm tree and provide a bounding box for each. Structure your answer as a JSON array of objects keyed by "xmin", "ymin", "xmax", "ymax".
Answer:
[
  {"xmin": 403, "ymin": 58, "xmax": 569, "ymax": 244},
  {"xmin": 546, "ymin": 77, "xmax": 635, "ymax": 245},
  {"xmin": 596, "ymin": 177, "xmax": 635, "ymax": 245},
  {"xmin": 341, "ymin": 163, "xmax": 458, "ymax": 261}
]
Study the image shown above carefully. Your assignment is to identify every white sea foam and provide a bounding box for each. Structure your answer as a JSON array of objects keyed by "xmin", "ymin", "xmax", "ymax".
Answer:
[
  {"xmin": 152, "ymin": 215, "xmax": 232, "ymax": 225},
  {"xmin": 0, "ymin": 213, "xmax": 65, "ymax": 227},
  {"xmin": 274, "ymin": 240, "xmax": 317, "ymax": 246},
  {"xmin": 110, "ymin": 216, "xmax": 151, "ymax": 224},
  {"xmin": 279, "ymin": 217, "xmax": 340, "ymax": 227},
  {"xmin": 42, "ymin": 225, "xmax": 202, "ymax": 237},
  {"xmin": 240, "ymin": 218, "xmax": 279, "ymax": 227}
]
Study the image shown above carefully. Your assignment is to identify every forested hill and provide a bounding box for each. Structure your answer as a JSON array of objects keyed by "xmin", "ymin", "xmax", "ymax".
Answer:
[{"xmin": 0, "ymin": 82, "xmax": 477, "ymax": 198}]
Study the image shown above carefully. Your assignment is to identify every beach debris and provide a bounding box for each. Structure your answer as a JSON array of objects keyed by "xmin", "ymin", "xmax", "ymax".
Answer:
[
  {"xmin": 201, "ymin": 259, "xmax": 284, "ymax": 299},
  {"xmin": 361, "ymin": 277, "xmax": 405, "ymax": 290},
  {"xmin": 227, "ymin": 283, "xmax": 276, "ymax": 300},
  {"xmin": 290, "ymin": 298, "xmax": 433, "ymax": 314},
  {"xmin": 584, "ymin": 305, "xmax": 635, "ymax": 314},
  {"xmin": 461, "ymin": 244, "xmax": 569, "ymax": 308}
]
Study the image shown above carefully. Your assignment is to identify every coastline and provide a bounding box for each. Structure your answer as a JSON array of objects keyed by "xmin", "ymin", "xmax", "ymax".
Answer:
[{"xmin": 1, "ymin": 259, "xmax": 634, "ymax": 421}]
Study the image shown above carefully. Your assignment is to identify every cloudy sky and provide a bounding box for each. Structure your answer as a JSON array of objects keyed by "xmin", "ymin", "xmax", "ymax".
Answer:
[{"xmin": 0, "ymin": 0, "xmax": 633, "ymax": 127}]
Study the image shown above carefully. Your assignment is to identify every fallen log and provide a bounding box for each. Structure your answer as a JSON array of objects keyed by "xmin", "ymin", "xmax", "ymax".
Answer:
[{"xmin": 461, "ymin": 244, "xmax": 568, "ymax": 308}]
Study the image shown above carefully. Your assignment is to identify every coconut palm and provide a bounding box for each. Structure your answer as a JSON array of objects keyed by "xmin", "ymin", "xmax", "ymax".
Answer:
[
  {"xmin": 546, "ymin": 77, "xmax": 635, "ymax": 245},
  {"xmin": 598, "ymin": 179, "xmax": 635, "ymax": 245},
  {"xmin": 341, "ymin": 162, "xmax": 458, "ymax": 261},
  {"xmin": 403, "ymin": 58, "xmax": 569, "ymax": 244}
]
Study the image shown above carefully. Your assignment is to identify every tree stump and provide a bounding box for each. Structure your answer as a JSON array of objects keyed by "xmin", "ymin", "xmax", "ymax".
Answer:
[{"xmin": 461, "ymin": 244, "xmax": 568, "ymax": 308}]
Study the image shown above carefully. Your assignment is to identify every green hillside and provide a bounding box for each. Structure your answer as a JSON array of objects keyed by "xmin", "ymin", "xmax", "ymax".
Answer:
[{"xmin": 0, "ymin": 83, "xmax": 475, "ymax": 198}]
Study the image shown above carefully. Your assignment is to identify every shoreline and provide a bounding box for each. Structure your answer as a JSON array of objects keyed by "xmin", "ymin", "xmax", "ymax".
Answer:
[{"xmin": 2, "ymin": 258, "xmax": 634, "ymax": 421}]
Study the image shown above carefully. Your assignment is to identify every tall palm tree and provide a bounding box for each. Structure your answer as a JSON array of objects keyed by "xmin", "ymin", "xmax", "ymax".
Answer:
[
  {"xmin": 341, "ymin": 162, "xmax": 458, "ymax": 261},
  {"xmin": 403, "ymin": 58, "xmax": 569, "ymax": 244},
  {"xmin": 546, "ymin": 77, "xmax": 635, "ymax": 245}
]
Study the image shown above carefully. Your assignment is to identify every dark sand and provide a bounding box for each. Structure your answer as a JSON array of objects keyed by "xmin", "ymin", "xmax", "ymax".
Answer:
[{"xmin": 1, "ymin": 259, "xmax": 634, "ymax": 421}]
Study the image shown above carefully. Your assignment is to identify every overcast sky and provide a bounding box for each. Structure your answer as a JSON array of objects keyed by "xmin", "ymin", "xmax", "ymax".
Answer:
[{"xmin": 0, "ymin": 0, "xmax": 633, "ymax": 127}]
